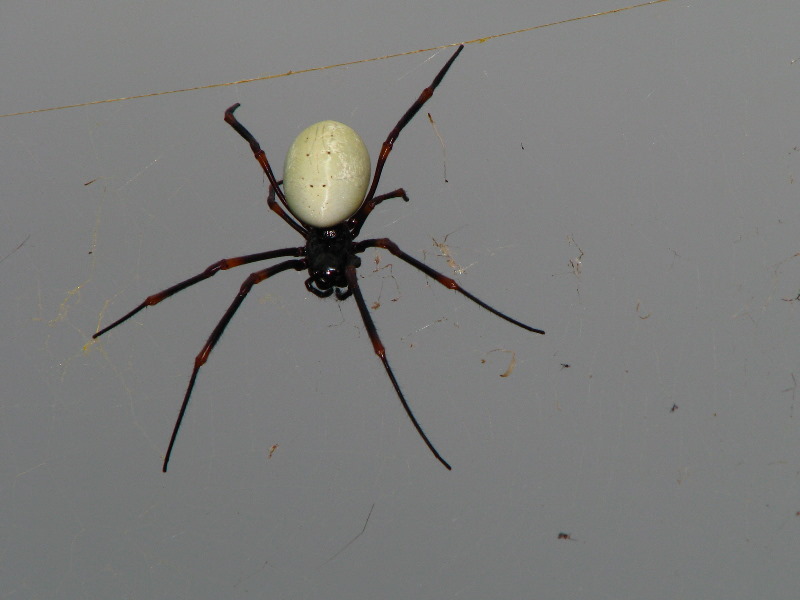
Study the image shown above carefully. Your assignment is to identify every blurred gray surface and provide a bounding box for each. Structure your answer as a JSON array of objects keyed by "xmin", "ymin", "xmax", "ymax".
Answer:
[{"xmin": 3, "ymin": 1, "xmax": 800, "ymax": 598}]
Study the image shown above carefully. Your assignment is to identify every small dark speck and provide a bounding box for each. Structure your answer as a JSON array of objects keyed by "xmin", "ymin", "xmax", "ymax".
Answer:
[
  {"xmin": 0, "ymin": 234, "xmax": 31, "ymax": 265},
  {"xmin": 670, "ymin": 403, "xmax": 679, "ymax": 413}
]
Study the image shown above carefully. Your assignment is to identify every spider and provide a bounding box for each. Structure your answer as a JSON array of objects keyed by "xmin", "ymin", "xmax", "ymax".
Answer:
[{"xmin": 92, "ymin": 44, "xmax": 545, "ymax": 472}]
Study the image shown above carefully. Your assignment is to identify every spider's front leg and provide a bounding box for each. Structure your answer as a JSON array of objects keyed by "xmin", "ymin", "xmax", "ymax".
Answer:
[
  {"xmin": 357, "ymin": 238, "xmax": 545, "ymax": 335},
  {"xmin": 162, "ymin": 258, "xmax": 307, "ymax": 472},
  {"xmin": 344, "ymin": 265, "xmax": 452, "ymax": 470},
  {"xmin": 93, "ymin": 248, "xmax": 305, "ymax": 339}
]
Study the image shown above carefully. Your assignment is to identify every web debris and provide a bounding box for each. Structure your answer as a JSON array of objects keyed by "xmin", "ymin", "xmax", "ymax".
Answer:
[{"xmin": 321, "ymin": 503, "xmax": 376, "ymax": 566}]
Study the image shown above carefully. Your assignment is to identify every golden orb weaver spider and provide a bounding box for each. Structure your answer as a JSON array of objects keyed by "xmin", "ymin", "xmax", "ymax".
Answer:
[{"xmin": 93, "ymin": 45, "xmax": 545, "ymax": 472}]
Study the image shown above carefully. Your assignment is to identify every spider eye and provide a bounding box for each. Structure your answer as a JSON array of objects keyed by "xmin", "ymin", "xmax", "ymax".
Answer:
[{"xmin": 284, "ymin": 121, "xmax": 371, "ymax": 228}]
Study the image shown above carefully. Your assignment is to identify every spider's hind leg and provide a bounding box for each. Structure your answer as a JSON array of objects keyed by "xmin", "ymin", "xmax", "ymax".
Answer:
[
  {"xmin": 347, "ymin": 188, "xmax": 409, "ymax": 233},
  {"xmin": 350, "ymin": 45, "xmax": 464, "ymax": 237},
  {"xmin": 225, "ymin": 104, "xmax": 307, "ymax": 237}
]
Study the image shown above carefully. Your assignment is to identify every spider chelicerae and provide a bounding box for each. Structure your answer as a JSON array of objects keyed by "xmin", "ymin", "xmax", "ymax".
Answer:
[{"xmin": 93, "ymin": 45, "xmax": 544, "ymax": 472}]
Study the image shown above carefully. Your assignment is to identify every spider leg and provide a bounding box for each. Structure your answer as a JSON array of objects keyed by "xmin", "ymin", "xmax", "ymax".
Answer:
[
  {"xmin": 225, "ymin": 104, "xmax": 308, "ymax": 237},
  {"xmin": 344, "ymin": 265, "xmax": 452, "ymax": 470},
  {"xmin": 371, "ymin": 188, "xmax": 409, "ymax": 205},
  {"xmin": 163, "ymin": 258, "xmax": 307, "ymax": 472},
  {"xmin": 350, "ymin": 45, "xmax": 464, "ymax": 236},
  {"xmin": 356, "ymin": 238, "xmax": 545, "ymax": 335},
  {"xmin": 347, "ymin": 188, "xmax": 409, "ymax": 232},
  {"xmin": 267, "ymin": 178, "xmax": 293, "ymax": 218},
  {"xmin": 93, "ymin": 248, "xmax": 305, "ymax": 338}
]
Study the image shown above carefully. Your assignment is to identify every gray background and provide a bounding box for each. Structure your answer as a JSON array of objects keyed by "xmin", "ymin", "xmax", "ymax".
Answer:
[{"xmin": 3, "ymin": 1, "xmax": 799, "ymax": 598}]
